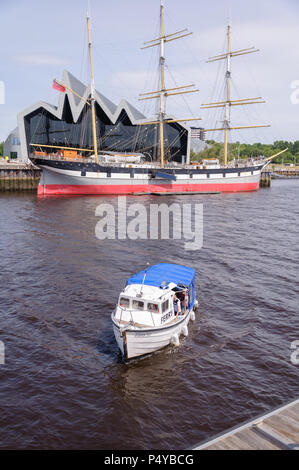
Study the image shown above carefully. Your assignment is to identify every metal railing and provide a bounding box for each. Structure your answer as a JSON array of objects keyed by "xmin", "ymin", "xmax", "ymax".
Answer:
[
  {"xmin": 118, "ymin": 305, "xmax": 156, "ymax": 329},
  {"xmin": 30, "ymin": 152, "xmax": 265, "ymax": 171},
  {"xmin": 30, "ymin": 153, "xmax": 94, "ymax": 164}
]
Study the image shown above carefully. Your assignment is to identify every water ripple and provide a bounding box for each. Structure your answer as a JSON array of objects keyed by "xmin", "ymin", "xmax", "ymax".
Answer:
[{"xmin": 0, "ymin": 180, "xmax": 298, "ymax": 449}]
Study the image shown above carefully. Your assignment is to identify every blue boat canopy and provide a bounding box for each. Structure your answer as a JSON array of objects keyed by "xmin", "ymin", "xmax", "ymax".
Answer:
[{"xmin": 127, "ymin": 263, "xmax": 195, "ymax": 289}]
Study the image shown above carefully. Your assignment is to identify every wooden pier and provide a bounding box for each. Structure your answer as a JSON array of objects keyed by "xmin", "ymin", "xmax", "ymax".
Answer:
[
  {"xmin": 272, "ymin": 168, "xmax": 299, "ymax": 178},
  {"xmin": 260, "ymin": 171, "xmax": 271, "ymax": 187},
  {"xmin": 193, "ymin": 399, "xmax": 299, "ymax": 450},
  {"xmin": 0, "ymin": 162, "xmax": 41, "ymax": 192}
]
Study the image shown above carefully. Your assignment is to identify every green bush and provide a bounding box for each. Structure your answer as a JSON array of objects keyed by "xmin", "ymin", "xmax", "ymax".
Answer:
[{"xmin": 191, "ymin": 140, "xmax": 298, "ymax": 164}]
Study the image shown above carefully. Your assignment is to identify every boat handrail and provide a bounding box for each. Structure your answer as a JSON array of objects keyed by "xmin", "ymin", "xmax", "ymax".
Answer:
[
  {"xmin": 118, "ymin": 305, "xmax": 156, "ymax": 327},
  {"xmin": 149, "ymin": 310, "xmax": 155, "ymax": 327},
  {"xmin": 118, "ymin": 305, "xmax": 135, "ymax": 327}
]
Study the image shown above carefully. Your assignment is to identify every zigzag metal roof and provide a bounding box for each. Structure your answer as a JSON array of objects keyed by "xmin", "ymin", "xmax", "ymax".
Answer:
[
  {"xmin": 17, "ymin": 70, "xmax": 189, "ymax": 160},
  {"xmin": 19, "ymin": 69, "xmax": 148, "ymax": 124}
]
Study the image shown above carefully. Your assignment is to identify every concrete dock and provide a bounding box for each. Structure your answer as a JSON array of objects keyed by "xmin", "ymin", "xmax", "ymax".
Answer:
[
  {"xmin": 193, "ymin": 399, "xmax": 299, "ymax": 450},
  {"xmin": 0, "ymin": 161, "xmax": 41, "ymax": 192}
]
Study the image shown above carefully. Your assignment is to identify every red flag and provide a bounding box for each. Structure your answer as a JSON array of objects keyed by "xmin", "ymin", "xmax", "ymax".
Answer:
[{"xmin": 52, "ymin": 79, "xmax": 66, "ymax": 92}]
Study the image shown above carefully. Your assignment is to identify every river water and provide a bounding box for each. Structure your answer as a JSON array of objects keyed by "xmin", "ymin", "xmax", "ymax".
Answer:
[{"xmin": 0, "ymin": 179, "xmax": 298, "ymax": 450}]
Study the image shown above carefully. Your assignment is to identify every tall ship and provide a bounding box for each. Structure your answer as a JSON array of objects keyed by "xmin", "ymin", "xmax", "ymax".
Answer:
[{"xmin": 29, "ymin": 1, "xmax": 285, "ymax": 196}]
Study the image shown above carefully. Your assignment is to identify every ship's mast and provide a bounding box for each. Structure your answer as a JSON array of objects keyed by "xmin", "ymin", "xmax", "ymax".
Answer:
[
  {"xmin": 224, "ymin": 25, "xmax": 231, "ymax": 167},
  {"xmin": 87, "ymin": 13, "xmax": 99, "ymax": 164},
  {"xmin": 139, "ymin": 0, "xmax": 201, "ymax": 168},
  {"xmin": 159, "ymin": 1, "xmax": 166, "ymax": 168},
  {"xmin": 202, "ymin": 24, "xmax": 270, "ymax": 166}
]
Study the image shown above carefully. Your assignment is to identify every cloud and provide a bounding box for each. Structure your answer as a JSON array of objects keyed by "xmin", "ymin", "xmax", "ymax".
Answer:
[{"xmin": 13, "ymin": 54, "xmax": 72, "ymax": 67}]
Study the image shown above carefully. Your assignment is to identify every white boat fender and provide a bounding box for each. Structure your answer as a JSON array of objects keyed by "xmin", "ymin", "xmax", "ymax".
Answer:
[
  {"xmin": 171, "ymin": 334, "xmax": 180, "ymax": 346},
  {"xmin": 182, "ymin": 325, "xmax": 188, "ymax": 337},
  {"xmin": 190, "ymin": 311, "xmax": 196, "ymax": 321},
  {"xmin": 194, "ymin": 299, "xmax": 199, "ymax": 310}
]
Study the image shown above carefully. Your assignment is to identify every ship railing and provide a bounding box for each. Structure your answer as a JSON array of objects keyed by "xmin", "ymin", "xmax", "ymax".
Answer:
[
  {"xmin": 30, "ymin": 153, "xmax": 95, "ymax": 163},
  {"xmin": 31, "ymin": 152, "xmax": 238, "ymax": 171},
  {"xmin": 30, "ymin": 153, "xmax": 157, "ymax": 167}
]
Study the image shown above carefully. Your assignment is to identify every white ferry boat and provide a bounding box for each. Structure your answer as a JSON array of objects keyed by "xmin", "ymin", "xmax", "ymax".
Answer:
[{"xmin": 112, "ymin": 263, "xmax": 198, "ymax": 360}]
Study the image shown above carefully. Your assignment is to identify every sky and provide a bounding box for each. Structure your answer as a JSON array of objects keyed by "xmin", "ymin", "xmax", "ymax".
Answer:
[{"xmin": 0, "ymin": 0, "xmax": 299, "ymax": 144}]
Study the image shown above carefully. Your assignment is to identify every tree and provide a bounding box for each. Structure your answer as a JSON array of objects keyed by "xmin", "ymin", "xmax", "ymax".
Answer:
[
  {"xmin": 191, "ymin": 140, "xmax": 299, "ymax": 164},
  {"xmin": 190, "ymin": 149, "xmax": 198, "ymax": 161}
]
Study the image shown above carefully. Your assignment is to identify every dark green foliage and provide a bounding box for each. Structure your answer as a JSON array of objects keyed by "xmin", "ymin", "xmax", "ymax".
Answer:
[{"xmin": 191, "ymin": 140, "xmax": 299, "ymax": 164}]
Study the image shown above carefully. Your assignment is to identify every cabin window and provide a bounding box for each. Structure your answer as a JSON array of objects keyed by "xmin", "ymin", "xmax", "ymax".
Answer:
[
  {"xmin": 162, "ymin": 299, "xmax": 169, "ymax": 313},
  {"xmin": 119, "ymin": 297, "xmax": 130, "ymax": 308},
  {"xmin": 132, "ymin": 299, "xmax": 144, "ymax": 310},
  {"xmin": 147, "ymin": 302, "xmax": 160, "ymax": 313}
]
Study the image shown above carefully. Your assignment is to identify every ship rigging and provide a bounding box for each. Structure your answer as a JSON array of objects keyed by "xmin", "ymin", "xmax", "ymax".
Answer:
[{"xmin": 28, "ymin": 0, "xmax": 287, "ymax": 196}]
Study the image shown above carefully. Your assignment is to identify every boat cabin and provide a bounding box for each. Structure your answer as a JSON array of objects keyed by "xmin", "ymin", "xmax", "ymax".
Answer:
[{"xmin": 113, "ymin": 263, "xmax": 196, "ymax": 328}]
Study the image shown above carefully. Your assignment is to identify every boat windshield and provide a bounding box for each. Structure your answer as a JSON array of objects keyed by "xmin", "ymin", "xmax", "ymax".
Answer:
[
  {"xmin": 132, "ymin": 299, "xmax": 144, "ymax": 310},
  {"xmin": 119, "ymin": 297, "xmax": 130, "ymax": 308},
  {"xmin": 148, "ymin": 302, "xmax": 160, "ymax": 313}
]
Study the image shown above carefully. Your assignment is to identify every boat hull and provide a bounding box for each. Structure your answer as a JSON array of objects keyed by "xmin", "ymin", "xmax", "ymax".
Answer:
[
  {"xmin": 35, "ymin": 163, "xmax": 261, "ymax": 196},
  {"xmin": 112, "ymin": 311, "xmax": 193, "ymax": 360}
]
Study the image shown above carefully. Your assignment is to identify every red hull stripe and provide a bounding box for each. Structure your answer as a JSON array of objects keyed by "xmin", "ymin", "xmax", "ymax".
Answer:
[{"xmin": 38, "ymin": 182, "xmax": 259, "ymax": 195}]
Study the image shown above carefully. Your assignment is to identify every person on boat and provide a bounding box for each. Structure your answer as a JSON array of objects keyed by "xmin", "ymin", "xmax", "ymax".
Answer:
[
  {"xmin": 181, "ymin": 289, "xmax": 188, "ymax": 314},
  {"xmin": 173, "ymin": 294, "xmax": 182, "ymax": 318}
]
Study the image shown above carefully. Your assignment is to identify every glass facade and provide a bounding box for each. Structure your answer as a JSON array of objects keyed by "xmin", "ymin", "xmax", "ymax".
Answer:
[{"xmin": 25, "ymin": 96, "xmax": 188, "ymax": 162}]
